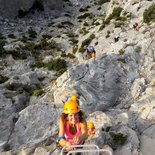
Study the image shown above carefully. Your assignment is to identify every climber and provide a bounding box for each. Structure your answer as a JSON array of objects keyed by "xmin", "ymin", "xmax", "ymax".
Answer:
[
  {"xmin": 71, "ymin": 94, "xmax": 80, "ymax": 105},
  {"xmin": 57, "ymin": 100, "xmax": 88, "ymax": 152},
  {"xmin": 86, "ymin": 45, "xmax": 96, "ymax": 61},
  {"xmin": 133, "ymin": 22, "xmax": 141, "ymax": 31},
  {"xmin": 87, "ymin": 122, "xmax": 96, "ymax": 140},
  {"xmin": 114, "ymin": 36, "xmax": 120, "ymax": 42}
]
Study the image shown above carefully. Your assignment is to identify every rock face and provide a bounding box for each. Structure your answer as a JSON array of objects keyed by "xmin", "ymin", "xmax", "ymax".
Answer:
[
  {"xmin": 0, "ymin": 0, "xmax": 63, "ymax": 18},
  {"xmin": 52, "ymin": 54, "xmax": 139, "ymax": 114},
  {"xmin": 0, "ymin": 0, "xmax": 155, "ymax": 154},
  {"xmin": 9, "ymin": 103, "xmax": 60, "ymax": 149}
]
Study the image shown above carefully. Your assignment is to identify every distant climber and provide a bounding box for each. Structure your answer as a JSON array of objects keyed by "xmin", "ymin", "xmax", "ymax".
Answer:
[
  {"xmin": 86, "ymin": 45, "xmax": 96, "ymax": 61},
  {"xmin": 57, "ymin": 100, "xmax": 87, "ymax": 152},
  {"xmin": 71, "ymin": 94, "xmax": 80, "ymax": 105},
  {"xmin": 87, "ymin": 122, "xmax": 96, "ymax": 140},
  {"xmin": 133, "ymin": 22, "xmax": 141, "ymax": 31},
  {"xmin": 114, "ymin": 36, "xmax": 120, "ymax": 42}
]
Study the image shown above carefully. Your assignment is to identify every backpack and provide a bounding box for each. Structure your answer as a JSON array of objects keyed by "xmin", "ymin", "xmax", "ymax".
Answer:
[{"xmin": 87, "ymin": 46, "xmax": 95, "ymax": 53}]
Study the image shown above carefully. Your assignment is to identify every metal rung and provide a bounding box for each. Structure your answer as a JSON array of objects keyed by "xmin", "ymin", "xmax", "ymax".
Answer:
[
  {"xmin": 66, "ymin": 149, "xmax": 113, "ymax": 155},
  {"xmin": 60, "ymin": 144, "xmax": 100, "ymax": 155},
  {"xmin": 60, "ymin": 145, "xmax": 112, "ymax": 155}
]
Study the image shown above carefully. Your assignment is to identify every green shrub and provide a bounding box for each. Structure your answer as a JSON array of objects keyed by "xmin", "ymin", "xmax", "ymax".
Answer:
[
  {"xmin": 79, "ymin": 7, "xmax": 88, "ymax": 12},
  {"xmin": 33, "ymin": 88, "xmax": 44, "ymax": 96},
  {"xmin": 0, "ymin": 75, "xmax": 9, "ymax": 84},
  {"xmin": 34, "ymin": 60, "xmax": 45, "ymax": 68},
  {"xmin": 114, "ymin": 21, "xmax": 124, "ymax": 28},
  {"xmin": 99, "ymin": 24, "xmax": 105, "ymax": 31},
  {"xmin": 77, "ymin": 13, "xmax": 92, "ymax": 19},
  {"xmin": 61, "ymin": 21, "xmax": 73, "ymax": 26},
  {"xmin": 3, "ymin": 143, "xmax": 10, "ymax": 151},
  {"xmin": 105, "ymin": 7, "xmax": 123, "ymax": 25},
  {"xmin": 105, "ymin": 30, "xmax": 110, "ymax": 38},
  {"xmin": 117, "ymin": 58, "xmax": 126, "ymax": 63},
  {"xmin": 18, "ymin": 35, "xmax": 28, "ymax": 43},
  {"xmin": 57, "ymin": 21, "xmax": 73, "ymax": 28},
  {"xmin": 25, "ymin": 42, "xmax": 38, "ymax": 53},
  {"xmin": 42, "ymin": 34, "xmax": 52, "ymax": 40},
  {"xmin": 0, "ymin": 34, "xmax": 6, "ymax": 57},
  {"xmin": 69, "ymin": 38, "xmax": 78, "ymax": 44},
  {"xmin": 7, "ymin": 49, "xmax": 27, "ymax": 60},
  {"xmin": 79, "ymin": 28, "xmax": 89, "ymax": 35},
  {"xmin": 27, "ymin": 27, "xmax": 37, "ymax": 38},
  {"xmin": 78, "ymin": 47, "xmax": 85, "ymax": 53},
  {"xmin": 110, "ymin": 132, "xmax": 127, "ymax": 150},
  {"xmin": 135, "ymin": 46, "xmax": 141, "ymax": 53},
  {"xmin": 8, "ymin": 34, "xmax": 16, "ymax": 39},
  {"xmin": 72, "ymin": 47, "xmax": 78, "ymax": 53},
  {"xmin": 143, "ymin": 4, "xmax": 155, "ymax": 23},
  {"xmin": 118, "ymin": 49, "xmax": 125, "ymax": 55},
  {"xmin": 81, "ymin": 34, "xmax": 95, "ymax": 47},
  {"xmin": 61, "ymin": 53, "xmax": 75, "ymax": 59},
  {"xmin": 83, "ymin": 22, "xmax": 89, "ymax": 26},
  {"xmin": 116, "ymin": 16, "xmax": 127, "ymax": 21},
  {"xmin": 0, "ymin": 41, "xmax": 6, "ymax": 57},
  {"xmin": 98, "ymin": 0, "xmax": 110, "ymax": 5},
  {"xmin": 46, "ymin": 58, "xmax": 67, "ymax": 74},
  {"xmin": 95, "ymin": 42, "xmax": 98, "ymax": 45}
]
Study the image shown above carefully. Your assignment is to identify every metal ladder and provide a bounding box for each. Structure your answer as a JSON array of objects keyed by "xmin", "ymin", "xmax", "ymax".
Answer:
[{"xmin": 60, "ymin": 144, "xmax": 113, "ymax": 155}]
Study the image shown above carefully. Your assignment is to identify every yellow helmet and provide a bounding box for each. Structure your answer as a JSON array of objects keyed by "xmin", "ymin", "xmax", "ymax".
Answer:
[
  {"xmin": 71, "ymin": 94, "xmax": 79, "ymax": 101},
  {"xmin": 64, "ymin": 100, "xmax": 80, "ymax": 114},
  {"xmin": 91, "ymin": 52, "xmax": 96, "ymax": 58},
  {"xmin": 87, "ymin": 122, "xmax": 94, "ymax": 129}
]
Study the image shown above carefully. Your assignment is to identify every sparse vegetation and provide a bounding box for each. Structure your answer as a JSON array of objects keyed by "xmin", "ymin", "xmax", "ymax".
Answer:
[
  {"xmin": 110, "ymin": 132, "xmax": 127, "ymax": 150},
  {"xmin": 118, "ymin": 49, "xmax": 125, "ymax": 55},
  {"xmin": 61, "ymin": 53, "xmax": 75, "ymax": 59},
  {"xmin": 72, "ymin": 46, "xmax": 78, "ymax": 53},
  {"xmin": 8, "ymin": 34, "xmax": 16, "ymax": 39},
  {"xmin": 99, "ymin": 24, "xmax": 105, "ymax": 31},
  {"xmin": 135, "ymin": 46, "xmax": 141, "ymax": 53},
  {"xmin": 46, "ymin": 58, "xmax": 67, "ymax": 73},
  {"xmin": 33, "ymin": 88, "xmax": 44, "ymax": 96},
  {"xmin": 33, "ymin": 58, "xmax": 67, "ymax": 75},
  {"xmin": 56, "ymin": 21, "xmax": 73, "ymax": 28},
  {"xmin": 105, "ymin": 30, "xmax": 110, "ymax": 38},
  {"xmin": 27, "ymin": 27, "xmax": 37, "ymax": 38},
  {"xmin": 114, "ymin": 21, "xmax": 124, "ymax": 28},
  {"xmin": 24, "ymin": 42, "xmax": 39, "ymax": 56},
  {"xmin": 83, "ymin": 21, "xmax": 89, "ymax": 26},
  {"xmin": 143, "ymin": 4, "xmax": 155, "ymax": 24},
  {"xmin": 77, "ymin": 13, "xmax": 92, "ymax": 19},
  {"xmin": 105, "ymin": 7, "xmax": 123, "ymax": 25},
  {"xmin": 78, "ymin": 47, "xmax": 85, "ymax": 53},
  {"xmin": 98, "ymin": 0, "xmax": 110, "ymax": 5},
  {"xmin": 0, "ymin": 75, "xmax": 9, "ymax": 84},
  {"xmin": 0, "ymin": 34, "xmax": 6, "ymax": 57},
  {"xmin": 81, "ymin": 34, "xmax": 95, "ymax": 47},
  {"xmin": 79, "ymin": 28, "xmax": 89, "ymax": 35},
  {"xmin": 69, "ymin": 38, "xmax": 78, "ymax": 45},
  {"xmin": 117, "ymin": 58, "xmax": 126, "ymax": 63},
  {"xmin": 8, "ymin": 49, "xmax": 27, "ymax": 60},
  {"xmin": 79, "ymin": 7, "xmax": 88, "ymax": 12},
  {"xmin": 3, "ymin": 143, "xmax": 10, "ymax": 151}
]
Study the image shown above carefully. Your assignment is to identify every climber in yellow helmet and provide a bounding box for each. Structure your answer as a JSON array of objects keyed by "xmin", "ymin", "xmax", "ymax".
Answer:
[
  {"xmin": 57, "ymin": 100, "xmax": 87, "ymax": 151},
  {"xmin": 71, "ymin": 94, "xmax": 80, "ymax": 105},
  {"xmin": 87, "ymin": 122, "xmax": 96, "ymax": 140},
  {"xmin": 86, "ymin": 45, "xmax": 96, "ymax": 61}
]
